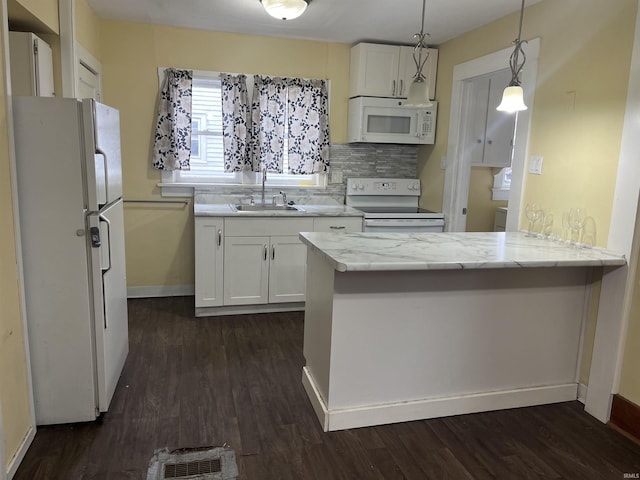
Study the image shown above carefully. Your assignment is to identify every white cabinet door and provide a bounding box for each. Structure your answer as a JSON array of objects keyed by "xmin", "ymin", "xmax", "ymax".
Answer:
[
  {"xmin": 195, "ymin": 218, "xmax": 224, "ymax": 308},
  {"xmin": 468, "ymin": 69, "xmax": 516, "ymax": 168},
  {"xmin": 350, "ymin": 43, "xmax": 401, "ymax": 98},
  {"xmin": 466, "ymin": 75, "xmax": 491, "ymax": 166},
  {"xmin": 350, "ymin": 43, "xmax": 438, "ymax": 100},
  {"xmin": 268, "ymin": 236, "xmax": 307, "ymax": 303},
  {"xmin": 34, "ymin": 35, "xmax": 54, "ymax": 97},
  {"xmin": 398, "ymin": 46, "xmax": 438, "ymax": 100},
  {"xmin": 313, "ymin": 216, "xmax": 363, "ymax": 233},
  {"xmin": 484, "ymin": 70, "xmax": 516, "ymax": 167},
  {"xmin": 9, "ymin": 32, "xmax": 54, "ymax": 97},
  {"xmin": 224, "ymin": 236, "xmax": 269, "ymax": 305}
]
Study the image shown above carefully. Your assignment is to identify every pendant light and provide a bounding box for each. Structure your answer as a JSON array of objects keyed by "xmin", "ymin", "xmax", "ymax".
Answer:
[
  {"xmin": 496, "ymin": 0, "xmax": 528, "ymax": 113},
  {"xmin": 404, "ymin": 0, "xmax": 433, "ymax": 107},
  {"xmin": 261, "ymin": 0, "xmax": 310, "ymax": 20}
]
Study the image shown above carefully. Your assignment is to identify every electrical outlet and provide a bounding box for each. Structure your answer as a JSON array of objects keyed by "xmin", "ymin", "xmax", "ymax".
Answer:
[
  {"xmin": 529, "ymin": 156, "xmax": 543, "ymax": 175},
  {"xmin": 330, "ymin": 170, "xmax": 343, "ymax": 184}
]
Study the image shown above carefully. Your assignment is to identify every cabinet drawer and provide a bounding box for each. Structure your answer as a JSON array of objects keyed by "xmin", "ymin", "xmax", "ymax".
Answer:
[
  {"xmin": 313, "ymin": 217, "xmax": 363, "ymax": 233},
  {"xmin": 225, "ymin": 217, "xmax": 314, "ymax": 237}
]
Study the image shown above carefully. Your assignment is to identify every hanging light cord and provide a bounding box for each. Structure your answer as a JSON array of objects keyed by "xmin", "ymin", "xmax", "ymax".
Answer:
[
  {"xmin": 412, "ymin": 0, "xmax": 430, "ymax": 80},
  {"xmin": 508, "ymin": 0, "xmax": 527, "ymax": 87}
]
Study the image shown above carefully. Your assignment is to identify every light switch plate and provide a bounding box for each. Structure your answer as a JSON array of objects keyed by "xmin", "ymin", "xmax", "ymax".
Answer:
[
  {"xmin": 529, "ymin": 156, "xmax": 543, "ymax": 175},
  {"xmin": 440, "ymin": 156, "xmax": 447, "ymax": 170}
]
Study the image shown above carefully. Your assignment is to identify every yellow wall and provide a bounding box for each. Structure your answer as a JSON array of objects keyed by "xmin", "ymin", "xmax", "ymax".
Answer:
[
  {"xmin": 466, "ymin": 167, "xmax": 507, "ymax": 232},
  {"xmin": 100, "ymin": 21, "xmax": 350, "ymax": 287},
  {"xmin": 419, "ymin": 0, "xmax": 635, "ymax": 248},
  {"xmin": 75, "ymin": 0, "xmax": 101, "ymax": 60},
  {"xmin": 0, "ymin": 17, "xmax": 32, "ymax": 471}
]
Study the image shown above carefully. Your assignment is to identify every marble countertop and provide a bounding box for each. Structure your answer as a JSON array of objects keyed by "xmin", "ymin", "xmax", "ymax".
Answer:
[
  {"xmin": 194, "ymin": 203, "xmax": 364, "ymax": 217},
  {"xmin": 299, "ymin": 231, "xmax": 627, "ymax": 272}
]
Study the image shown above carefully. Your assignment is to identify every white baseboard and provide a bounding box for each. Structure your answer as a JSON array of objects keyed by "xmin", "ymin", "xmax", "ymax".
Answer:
[
  {"xmin": 303, "ymin": 367, "xmax": 579, "ymax": 432},
  {"xmin": 7, "ymin": 425, "xmax": 35, "ymax": 479},
  {"xmin": 196, "ymin": 302, "xmax": 304, "ymax": 317},
  {"xmin": 127, "ymin": 285, "xmax": 194, "ymax": 298},
  {"xmin": 577, "ymin": 383, "xmax": 588, "ymax": 404}
]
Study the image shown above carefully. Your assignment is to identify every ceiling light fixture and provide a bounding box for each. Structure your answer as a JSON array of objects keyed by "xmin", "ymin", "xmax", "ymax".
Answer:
[
  {"xmin": 497, "ymin": 0, "xmax": 528, "ymax": 113},
  {"xmin": 260, "ymin": 0, "xmax": 310, "ymax": 21},
  {"xmin": 404, "ymin": 0, "xmax": 433, "ymax": 107}
]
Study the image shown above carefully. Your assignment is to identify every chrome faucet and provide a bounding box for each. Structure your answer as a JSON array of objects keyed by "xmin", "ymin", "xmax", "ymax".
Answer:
[
  {"xmin": 261, "ymin": 167, "xmax": 267, "ymax": 206},
  {"xmin": 272, "ymin": 191, "xmax": 287, "ymax": 206}
]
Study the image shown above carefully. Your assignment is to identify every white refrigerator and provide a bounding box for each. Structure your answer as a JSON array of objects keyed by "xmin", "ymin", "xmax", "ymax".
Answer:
[{"xmin": 13, "ymin": 97, "xmax": 129, "ymax": 425}]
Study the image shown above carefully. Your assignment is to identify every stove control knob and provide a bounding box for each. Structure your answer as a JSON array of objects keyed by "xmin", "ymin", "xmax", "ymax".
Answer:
[{"xmin": 351, "ymin": 183, "xmax": 358, "ymax": 190}]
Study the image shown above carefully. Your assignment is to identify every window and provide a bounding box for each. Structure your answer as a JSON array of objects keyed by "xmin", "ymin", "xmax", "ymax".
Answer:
[{"xmin": 160, "ymin": 70, "xmax": 326, "ymax": 191}]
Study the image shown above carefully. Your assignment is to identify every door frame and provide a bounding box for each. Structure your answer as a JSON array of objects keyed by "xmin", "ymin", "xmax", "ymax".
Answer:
[{"xmin": 442, "ymin": 38, "xmax": 540, "ymax": 232}]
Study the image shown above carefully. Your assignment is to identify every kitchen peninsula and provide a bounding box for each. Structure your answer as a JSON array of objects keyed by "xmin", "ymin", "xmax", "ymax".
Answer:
[{"xmin": 299, "ymin": 232, "xmax": 626, "ymax": 431}]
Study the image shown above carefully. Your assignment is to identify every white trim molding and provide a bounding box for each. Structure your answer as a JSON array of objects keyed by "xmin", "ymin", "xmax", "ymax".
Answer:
[
  {"xmin": 127, "ymin": 285, "xmax": 195, "ymax": 298},
  {"xmin": 585, "ymin": 2, "xmax": 640, "ymax": 423},
  {"xmin": 304, "ymin": 367, "xmax": 578, "ymax": 432},
  {"xmin": 443, "ymin": 38, "xmax": 540, "ymax": 233}
]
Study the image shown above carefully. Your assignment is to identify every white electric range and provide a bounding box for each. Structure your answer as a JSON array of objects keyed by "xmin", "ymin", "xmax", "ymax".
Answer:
[{"xmin": 345, "ymin": 177, "xmax": 445, "ymax": 232}]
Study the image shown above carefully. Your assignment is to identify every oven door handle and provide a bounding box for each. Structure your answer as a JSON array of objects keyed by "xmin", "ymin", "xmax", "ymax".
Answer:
[{"xmin": 364, "ymin": 219, "xmax": 445, "ymax": 228}]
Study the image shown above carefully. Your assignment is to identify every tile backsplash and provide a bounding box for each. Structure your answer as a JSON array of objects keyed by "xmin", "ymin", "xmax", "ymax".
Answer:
[{"xmin": 201, "ymin": 143, "xmax": 418, "ymax": 204}]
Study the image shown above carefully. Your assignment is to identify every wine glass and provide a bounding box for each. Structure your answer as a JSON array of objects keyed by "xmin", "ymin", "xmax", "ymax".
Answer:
[
  {"xmin": 562, "ymin": 211, "xmax": 571, "ymax": 243},
  {"xmin": 525, "ymin": 203, "xmax": 541, "ymax": 236},
  {"xmin": 569, "ymin": 208, "xmax": 586, "ymax": 245}
]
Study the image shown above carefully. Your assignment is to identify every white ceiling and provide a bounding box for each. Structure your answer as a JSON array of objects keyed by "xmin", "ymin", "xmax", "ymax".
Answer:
[{"xmin": 86, "ymin": 0, "xmax": 542, "ymax": 46}]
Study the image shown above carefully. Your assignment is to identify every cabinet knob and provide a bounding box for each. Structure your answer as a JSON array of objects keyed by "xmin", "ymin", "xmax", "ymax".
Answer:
[
  {"xmin": 487, "ymin": 140, "xmax": 493, "ymax": 145},
  {"xmin": 476, "ymin": 139, "xmax": 482, "ymax": 144}
]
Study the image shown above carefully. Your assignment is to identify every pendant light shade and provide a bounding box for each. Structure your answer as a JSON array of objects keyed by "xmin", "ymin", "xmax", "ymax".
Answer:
[
  {"xmin": 406, "ymin": 77, "xmax": 433, "ymax": 107},
  {"xmin": 261, "ymin": 0, "xmax": 309, "ymax": 20},
  {"xmin": 404, "ymin": 0, "xmax": 433, "ymax": 107},
  {"xmin": 498, "ymin": 0, "xmax": 528, "ymax": 113},
  {"xmin": 496, "ymin": 85, "xmax": 527, "ymax": 113}
]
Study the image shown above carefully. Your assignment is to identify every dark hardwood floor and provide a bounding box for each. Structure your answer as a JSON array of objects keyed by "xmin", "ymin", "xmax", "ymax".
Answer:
[{"xmin": 14, "ymin": 296, "xmax": 640, "ymax": 479}]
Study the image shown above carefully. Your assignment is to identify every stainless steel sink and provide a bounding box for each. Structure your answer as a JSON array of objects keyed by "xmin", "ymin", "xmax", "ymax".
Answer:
[{"xmin": 230, "ymin": 203, "xmax": 304, "ymax": 212}]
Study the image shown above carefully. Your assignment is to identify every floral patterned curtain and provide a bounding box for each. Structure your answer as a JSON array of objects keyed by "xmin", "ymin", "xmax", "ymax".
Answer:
[
  {"xmin": 221, "ymin": 74, "xmax": 251, "ymax": 172},
  {"xmin": 287, "ymin": 78, "xmax": 330, "ymax": 174},
  {"xmin": 250, "ymin": 75, "xmax": 288, "ymax": 173},
  {"xmin": 152, "ymin": 68, "xmax": 193, "ymax": 171}
]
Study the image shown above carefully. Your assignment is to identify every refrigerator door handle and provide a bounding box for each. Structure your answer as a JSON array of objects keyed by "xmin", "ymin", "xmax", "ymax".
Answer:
[
  {"xmin": 96, "ymin": 147, "xmax": 109, "ymax": 203},
  {"xmin": 99, "ymin": 214, "xmax": 112, "ymax": 274},
  {"xmin": 98, "ymin": 214, "xmax": 112, "ymax": 329}
]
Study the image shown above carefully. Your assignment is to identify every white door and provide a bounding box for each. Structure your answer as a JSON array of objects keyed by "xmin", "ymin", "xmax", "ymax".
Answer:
[
  {"xmin": 223, "ymin": 236, "xmax": 269, "ymax": 305},
  {"xmin": 195, "ymin": 218, "xmax": 224, "ymax": 307},
  {"xmin": 268, "ymin": 236, "xmax": 307, "ymax": 303},
  {"xmin": 78, "ymin": 61, "xmax": 101, "ymax": 101},
  {"xmin": 89, "ymin": 199, "xmax": 129, "ymax": 412}
]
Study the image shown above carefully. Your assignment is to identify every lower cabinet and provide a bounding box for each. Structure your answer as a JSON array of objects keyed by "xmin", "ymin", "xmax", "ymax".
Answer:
[
  {"xmin": 223, "ymin": 236, "xmax": 270, "ymax": 305},
  {"xmin": 194, "ymin": 217, "xmax": 224, "ymax": 307},
  {"xmin": 195, "ymin": 214, "xmax": 362, "ymax": 314},
  {"xmin": 268, "ymin": 236, "xmax": 308, "ymax": 303}
]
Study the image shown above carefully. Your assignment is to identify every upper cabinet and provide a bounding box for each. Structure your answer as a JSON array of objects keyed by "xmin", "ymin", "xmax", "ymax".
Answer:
[
  {"xmin": 349, "ymin": 42, "xmax": 438, "ymax": 100},
  {"xmin": 9, "ymin": 31, "xmax": 55, "ymax": 97},
  {"xmin": 466, "ymin": 69, "xmax": 516, "ymax": 168}
]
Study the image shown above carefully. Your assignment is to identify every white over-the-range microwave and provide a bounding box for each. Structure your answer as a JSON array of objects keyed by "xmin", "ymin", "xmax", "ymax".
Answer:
[{"xmin": 347, "ymin": 96, "xmax": 437, "ymax": 145}]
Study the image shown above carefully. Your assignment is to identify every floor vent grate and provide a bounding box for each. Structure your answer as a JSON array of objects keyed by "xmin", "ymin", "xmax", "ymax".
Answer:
[
  {"xmin": 164, "ymin": 458, "xmax": 222, "ymax": 478},
  {"xmin": 147, "ymin": 446, "xmax": 237, "ymax": 480}
]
